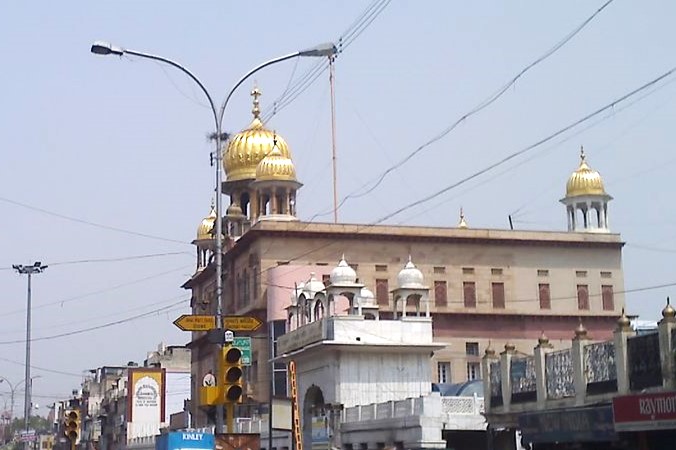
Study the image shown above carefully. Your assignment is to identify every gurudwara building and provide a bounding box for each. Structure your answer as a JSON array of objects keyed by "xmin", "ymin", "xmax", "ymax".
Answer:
[{"xmin": 182, "ymin": 88, "xmax": 624, "ymax": 427}]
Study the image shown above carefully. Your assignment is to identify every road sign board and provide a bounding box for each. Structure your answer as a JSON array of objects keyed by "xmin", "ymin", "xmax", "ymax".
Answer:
[
  {"xmin": 173, "ymin": 314, "xmax": 216, "ymax": 331},
  {"xmin": 233, "ymin": 337, "xmax": 252, "ymax": 366},
  {"xmin": 174, "ymin": 315, "xmax": 262, "ymax": 332},
  {"xmin": 223, "ymin": 315, "xmax": 263, "ymax": 331}
]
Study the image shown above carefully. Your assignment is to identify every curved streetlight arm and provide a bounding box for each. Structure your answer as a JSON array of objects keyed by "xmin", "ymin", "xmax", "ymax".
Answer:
[
  {"xmin": 218, "ymin": 51, "xmax": 301, "ymax": 125},
  {"xmin": 118, "ymin": 49, "xmax": 220, "ymax": 132}
]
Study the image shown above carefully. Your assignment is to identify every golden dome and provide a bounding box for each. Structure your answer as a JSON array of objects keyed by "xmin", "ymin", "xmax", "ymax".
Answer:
[
  {"xmin": 196, "ymin": 204, "xmax": 216, "ymax": 240},
  {"xmin": 255, "ymin": 143, "xmax": 297, "ymax": 181},
  {"xmin": 565, "ymin": 147, "xmax": 607, "ymax": 197},
  {"xmin": 617, "ymin": 308, "xmax": 631, "ymax": 331},
  {"xmin": 662, "ymin": 297, "xmax": 675, "ymax": 320},
  {"xmin": 223, "ymin": 87, "xmax": 293, "ymax": 182}
]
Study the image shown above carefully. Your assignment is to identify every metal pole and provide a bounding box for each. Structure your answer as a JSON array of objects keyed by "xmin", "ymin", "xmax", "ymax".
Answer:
[
  {"xmin": 92, "ymin": 41, "xmax": 335, "ymax": 437},
  {"xmin": 268, "ymin": 321, "xmax": 274, "ymax": 450},
  {"xmin": 329, "ymin": 55, "xmax": 339, "ymax": 223},
  {"xmin": 24, "ymin": 271, "xmax": 31, "ymax": 448},
  {"xmin": 214, "ymin": 127, "xmax": 225, "ymax": 435},
  {"xmin": 12, "ymin": 263, "xmax": 46, "ymax": 449}
]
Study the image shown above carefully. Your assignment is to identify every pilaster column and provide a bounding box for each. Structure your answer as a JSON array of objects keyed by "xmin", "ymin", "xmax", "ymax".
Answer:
[
  {"xmin": 500, "ymin": 343, "xmax": 515, "ymax": 411},
  {"xmin": 482, "ymin": 345, "xmax": 498, "ymax": 411},
  {"xmin": 614, "ymin": 310, "xmax": 635, "ymax": 394},
  {"xmin": 572, "ymin": 323, "xmax": 589, "ymax": 406},
  {"xmin": 658, "ymin": 299, "xmax": 676, "ymax": 389},
  {"xmin": 534, "ymin": 333, "xmax": 553, "ymax": 410}
]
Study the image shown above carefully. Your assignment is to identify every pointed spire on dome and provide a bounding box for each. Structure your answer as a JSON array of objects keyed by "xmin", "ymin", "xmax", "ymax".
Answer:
[
  {"xmin": 458, "ymin": 208, "xmax": 468, "ymax": 229},
  {"xmin": 617, "ymin": 308, "xmax": 632, "ymax": 331},
  {"xmin": 662, "ymin": 297, "xmax": 676, "ymax": 321},
  {"xmin": 330, "ymin": 254, "xmax": 357, "ymax": 285},
  {"xmin": 251, "ymin": 84, "xmax": 262, "ymax": 119}
]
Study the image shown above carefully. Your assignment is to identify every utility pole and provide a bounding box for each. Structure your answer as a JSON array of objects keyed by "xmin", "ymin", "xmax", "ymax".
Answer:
[{"xmin": 12, "ymin": 262, "xmax": 47, "ymax": 450}]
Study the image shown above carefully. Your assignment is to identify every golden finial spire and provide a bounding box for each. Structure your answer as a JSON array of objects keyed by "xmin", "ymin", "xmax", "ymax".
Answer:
[
  {"xmin": 458, "ymin": 208, "xmax": 468, "ymax": 228},
  {"xmin": 251, "ymin": 84, "xmax": 262, "ymax": 119},
  {"xmin": 580, "ymin": 145, "xmax": 585, "ymax": 162}
]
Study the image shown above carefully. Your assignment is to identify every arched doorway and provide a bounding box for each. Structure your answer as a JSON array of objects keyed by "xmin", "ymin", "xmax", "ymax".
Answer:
[{"xmin": 303, "ymin": 384, "xmax": 326, "ymax": 448}]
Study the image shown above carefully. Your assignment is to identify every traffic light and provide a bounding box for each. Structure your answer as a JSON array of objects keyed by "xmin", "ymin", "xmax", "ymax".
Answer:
[
  {"xmin": 63, "ymin": 409, "xmax": 80, "ymax": 442},
  {"xmin": 221, "ymin": 345, "xmax": 243, "ymax": 403}
]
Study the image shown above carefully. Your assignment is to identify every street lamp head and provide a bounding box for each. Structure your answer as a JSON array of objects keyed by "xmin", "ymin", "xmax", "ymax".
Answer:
[
  {"xmin": 90, "ymin": 41, "xmax": 124, "ymax": 56},
  {"xmin": 299, "ymin": 42, "xmax": 337, "ymax": 58}
]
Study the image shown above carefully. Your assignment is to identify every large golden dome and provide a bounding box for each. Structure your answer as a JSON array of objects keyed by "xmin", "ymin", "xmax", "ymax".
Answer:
[
  {"xmin": 196, "ymin": 204, "xmax": 216, "ymax": 240},
  {"xmin": 565, "ymin": 148, "xmax": 606, "ymax": 197},
  {"xmin": 256, "ymin": 143, "xmax": 297, "ymax": 181},
  {"xmin": 223, "ymin": 87, "xmax": 292, "ymax": 182}
]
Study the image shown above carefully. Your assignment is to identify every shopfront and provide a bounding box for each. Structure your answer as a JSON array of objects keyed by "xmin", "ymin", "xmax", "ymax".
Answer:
[
  {"xmin": 518, "ymin": 404, "xmax": 617, "ymax": 449},
  {"xmin": 613, "ymin": 391, "xmax": 676, "ymax": 450}
]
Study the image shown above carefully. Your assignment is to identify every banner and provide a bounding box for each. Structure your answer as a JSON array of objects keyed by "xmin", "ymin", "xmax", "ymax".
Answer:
[{"xmin": 127, "ymin": 368, "xmax": 166, "ymax": 439}]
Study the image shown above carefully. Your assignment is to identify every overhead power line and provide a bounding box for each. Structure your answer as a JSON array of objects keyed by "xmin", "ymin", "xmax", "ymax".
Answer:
[
  {"xmin": 0, "ymin": 195, "xmax": 191, "ymax": 246},
  {"xmin": 310, "ymin": 0, "xmax": 616, "ymax": 220},
  {"xmin": 0, "ymin": 356, "xmax": 83, "ymax": 378},
  {"xmin": 374, "ymin": 65, "xmax": 676, "ymax": 224},
  {"xmin": 0, "ymin": 299, "xmax": 187, "ymax": 345},
  {"xmin": 0, "ymin": 264, "xmax": 192, "ymax": 318},
  {"xmin": 262, "ymin": 0, "xmax": 392, "ymax": 122},
  {"xmin": 244, "ymin": 64, "xmax": 676, "ymax": 286}
]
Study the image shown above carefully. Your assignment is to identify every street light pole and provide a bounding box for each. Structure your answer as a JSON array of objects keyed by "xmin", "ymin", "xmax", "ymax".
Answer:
[
  {"xmin": 12, "ymin": 262, "xmax": 47, "ymax": 449},
  {"xmin": 90, "ymin": 41, "xmax": 336, "ymax": 435},
  {"xmin": 0, "ymin": 377, "xmax": 18, "ymax": 424}
]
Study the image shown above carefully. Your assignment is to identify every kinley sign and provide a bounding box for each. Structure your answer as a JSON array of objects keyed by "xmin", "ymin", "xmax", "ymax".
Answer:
[{"xmin": 613, "ymin": 391, "xmax": 676, "ymax": 431}]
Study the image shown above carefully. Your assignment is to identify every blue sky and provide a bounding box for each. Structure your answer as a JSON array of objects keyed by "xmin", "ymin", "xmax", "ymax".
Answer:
[{"xmin": 2, "ymin": 0, "xmax": 676, "ymax": 412}]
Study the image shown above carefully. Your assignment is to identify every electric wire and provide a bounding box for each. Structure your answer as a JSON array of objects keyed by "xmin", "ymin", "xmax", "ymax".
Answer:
[
  {"xmin": 0, "ymin": 300, "xmax": 187, "ymax": 345},
  {"xmin": 246, "ymin": 64, "xmax": 676, "ymax": 288},
  {"xmin": 261, "ymin": 0, "xmax": 391, "ymax": 122},
  {"xmin": 373, "ymin": 65, "xmax": 676, "ymax": 225},
  {"xmin": 0, "ymin": 264, "xmax": 192, "ymax": 318},
  {"xmin": 0, "ymin": 357, "xmax": 83, "ymax": 378},
  {"xmin": 309, "ymin": 0, "xmax": 616, "ymax": 220},
  {"xmin": 0, "ymin": 196, "xmax": 191, "ymax": 246}
]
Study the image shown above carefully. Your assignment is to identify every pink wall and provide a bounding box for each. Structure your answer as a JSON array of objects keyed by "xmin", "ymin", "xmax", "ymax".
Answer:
[
  {"xmin": 432, "ymin": 314, "xmax": 617, "ymax": 341},
  {"xmin": 266, "ymin": 264, "xmax": 350, "ymax": 322}
]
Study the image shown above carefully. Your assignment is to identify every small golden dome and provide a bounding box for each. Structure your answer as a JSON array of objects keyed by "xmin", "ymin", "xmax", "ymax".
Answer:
[
  {"xmin": 255, "ymin": 142, "xmax": 297, "ymax": 181},
  {"xmin": 197, "ymin": 205, "xmax": 217, "ymax": 240},
  {"xmin": 538, "ymin": 332, "xmax": 550, "ymax": 346},
  {"xmin": 226, "ymin": 204, "xmax": 243, "ymax": 217},
  {"xmin": 662, "ymin": 297, "xmax": 675, "ymax": 319},
  {"xmin": 565, "ymin": 147, "xmax": 607, "ymax": 197},
  {"xmin": 617, "ymin": 308, "xmax": 631, "ymax": 331},
  {"xmin": 503, "ymin": 342, "xmax": 516, "ymax": 353},
  {"xmin": 223, "ymin": 86, "xmax": 293, "ymax": 182},
  {"xmin": 574, "ymin": 320, "xmax": 588, "ymax": 339}
]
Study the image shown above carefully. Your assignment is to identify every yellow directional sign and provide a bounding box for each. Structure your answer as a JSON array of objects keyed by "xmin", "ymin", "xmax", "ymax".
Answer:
[
  {"xmin": 173, "ymin": 314, "xmax": 216, "ymax": 331},
  {"xmin": 223, "ymin": 316, "xmax": 263, "ymax": 332},
  {"xmin": 173, "ymin": 314, "xmax": 263, "ymax": 332}
]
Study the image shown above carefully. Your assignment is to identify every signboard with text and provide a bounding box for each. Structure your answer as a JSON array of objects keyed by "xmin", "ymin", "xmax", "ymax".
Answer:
[
  {"xmin": 519, "ymin": 405, "xmax": 616, "ymax": 444},
  {"xmin": 613, "ymin": 391, "xmax": 676, "ymax": 431},
  {"xmin": 233, "ymin": 337, "xmax": 252, "ymax": 366}
]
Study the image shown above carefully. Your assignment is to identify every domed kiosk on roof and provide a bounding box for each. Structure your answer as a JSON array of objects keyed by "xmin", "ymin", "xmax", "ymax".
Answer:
[
  {"xmin": 223, "ymin": 86, "xmax": 293, "ymax": 183},
  {"xmin": 560, "ymin": 147, "xmax": 612, "ymax": 233},
  {"xmin": 221, "ymin": 86, "xmax": 303, "ymax": 237}
]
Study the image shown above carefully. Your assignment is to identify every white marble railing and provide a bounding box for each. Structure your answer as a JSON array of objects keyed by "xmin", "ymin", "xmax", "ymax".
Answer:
[
  {"xmin": 441, "ymin": 396, "xmax": 484, "ymax": 416},
  {"xmin": 342, "ymin": 394, "xmax": 484, "ymax": 424}
]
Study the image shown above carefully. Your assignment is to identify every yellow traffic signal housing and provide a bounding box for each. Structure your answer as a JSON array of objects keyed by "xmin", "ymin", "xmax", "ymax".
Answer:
[
  {"xmin": 221, "ymin": 345, "xmax": 243, "ymax": 404},
  {"xmin": 63, "ymin": 409, "xmax": 80, "ymax": 442}
]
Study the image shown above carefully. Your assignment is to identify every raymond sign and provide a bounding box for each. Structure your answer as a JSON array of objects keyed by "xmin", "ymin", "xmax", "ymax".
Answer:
[{"xmin": 613, "ymin": 391, "xmax": 676, "ymax": 431}]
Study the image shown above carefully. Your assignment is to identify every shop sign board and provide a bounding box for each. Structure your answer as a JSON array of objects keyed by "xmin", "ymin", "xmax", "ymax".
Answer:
[
  {"xmin": 613, "ymin": 391, "xmax": 676, "ymax": 431},
  {"xmin": 519, "ymin": 405, "xmax": 616, "ymax": 444}
]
